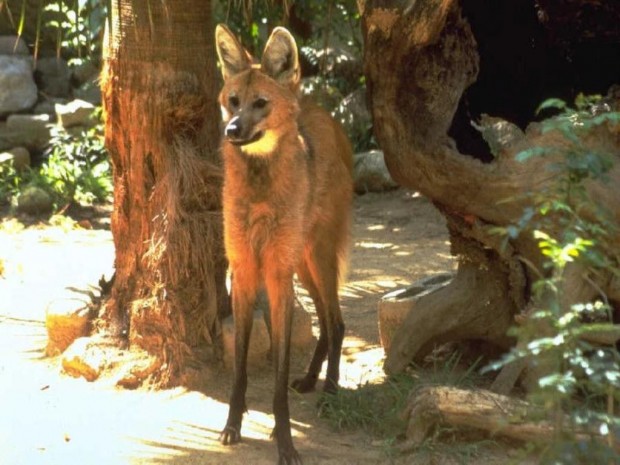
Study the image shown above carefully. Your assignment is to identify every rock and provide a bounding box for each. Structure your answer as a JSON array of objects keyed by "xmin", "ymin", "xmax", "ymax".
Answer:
[
  {"xmin": 5, "ymin": 113, "xmax": 53, "ymax": 151},
  {"xmin": 16, "ymin": 186, "xmax": 54, "ymax": 215},
  {"xmin": 0, "ymin": 35, "xmax": 29, "ymax": 55},
  {"xmin": 45, "ymin": 298, "xmax": 91, "ymax": 356},
  {"xmin": 73, "ymin": 79, "xmax": 102, "ymax": 106},
  {"xmin": 301, "ymin": 46, "xmax": 362, "ymax": 89},
  {"xmin": 222, "ymin": 305, "xmax": 315, "ymax": 369},
  {"xmin": 378, "ymin": 274, "xmax": 453, "ymax": 353},
  {"xmin": 0, "ymin": 122, "xmax": 21, "ymax": 151},
  {"xmin": 33, "ymin": 97, "xmax": 66, "ymax": 119},
  {"xmin": 222, "ymin": 310, "xmax": 271, "ymax": 369},
  {"xmin": 0, "ymin": 55, "xmax": 37, "ymax": 116},
  {"xmin": 353, "ymin": 150, "xmax": 399, "ymax": 194},
  {"xmin": 291, "ymin": 304, "xmax": 315, "ymax": 351},
  {"xmin": 0, "ymin": 147, "xmax": 30, "ymax": 170},
  {"xmin": 61, "ymin": 337, "xmax": 109, "ymax": 381},
  {"xmin": 34, "ymin": 56, "xmax": 71, "ymax": 98},
  {"xmin": 333, "ymin": 88, "xmax": 372, "ymax": 150},
  {"xmin": 300, "ymin": 76, "xmax": 343, "ymax": 112},
  {"xmin": 71, "ymin": 61, "xmax": 99, "ymax": 86},
  {"xmin": 55, "ymin": 99, "xmax": 97, "ymax": 128}
]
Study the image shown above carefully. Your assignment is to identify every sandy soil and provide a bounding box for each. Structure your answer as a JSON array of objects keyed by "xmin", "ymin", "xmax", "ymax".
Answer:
[{"xmin": 0, "ymin": 189, "xmax": 489, "ymax": 465}]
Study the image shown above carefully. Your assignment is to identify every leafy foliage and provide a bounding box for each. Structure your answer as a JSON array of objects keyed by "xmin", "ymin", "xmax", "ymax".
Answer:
[
  {"xmin": 487, "ymin": 95, "xmax": 620, "ymax": 463},
  {"xmin": 42, "ymin": 113, "xmax": 111, "ymax": 206},
  {"xmin": 0, "ymin": 111, "xmax": 112, "ymax": 213},
  {"xmin": 44, "ymin": 0, "xmax": 107, "ymax": 66},
  {"xmin": 318, "ymin": 351, "xmax": 483, "ymax": 439}
]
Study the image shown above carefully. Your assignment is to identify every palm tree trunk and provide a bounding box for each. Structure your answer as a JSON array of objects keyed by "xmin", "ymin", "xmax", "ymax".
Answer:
[{"xmin": 99, "ymin": 0, "xmax": 229, "ymax": 387}]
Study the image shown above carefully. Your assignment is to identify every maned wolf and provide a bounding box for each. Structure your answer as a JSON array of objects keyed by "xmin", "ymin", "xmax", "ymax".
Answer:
[{"xmin": 215, "ymin": 24, "xmax": 353, "ymax": 465}]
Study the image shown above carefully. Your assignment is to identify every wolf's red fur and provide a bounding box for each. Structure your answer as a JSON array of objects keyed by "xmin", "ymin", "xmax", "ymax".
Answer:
[{"xmin": 215, "ymin": 25, "xmax": 352, "ymax": 465}]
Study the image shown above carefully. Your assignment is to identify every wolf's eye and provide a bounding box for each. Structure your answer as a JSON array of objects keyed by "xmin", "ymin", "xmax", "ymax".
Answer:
[
  {"xmin": 253, "ymin": 97, "xmax": 268, "ymax": 109},
  {"xmin": 229, "ymin": 95, "xmax": 240, "ymax": 109}
]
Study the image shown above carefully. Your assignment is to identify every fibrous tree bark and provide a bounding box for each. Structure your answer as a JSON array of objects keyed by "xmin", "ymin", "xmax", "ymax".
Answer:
[
  {"xmin": 95, "ymin": 0, "xmax": 229, "ymax": 387},
  {"xmin": 358, "ymin": 0, "xmax": 620, "ymax": 378}
]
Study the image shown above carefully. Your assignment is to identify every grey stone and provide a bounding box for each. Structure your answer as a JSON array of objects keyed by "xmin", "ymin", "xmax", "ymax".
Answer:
[
  {"xmin": 353, "ymin": 150, "xmax": 399, "ymax": 194},
  {"xmin": 17, "ymin": 186, "xmax": 54, "ymax": 215},
  {"xmin": 333, "ymin": 88, "xmax": 372, "ymax": 151},
  {"xmin": 73, "ymin": 80, "xmax": 101, "ymax": 106},
  {"xmin": 222, "ymin": 305, "xmax": 315, "ymax": 370},
  {"xmin": 34, "ymin": 56, "xmax": 71, "ymax": 98},
  {"xmin": 222, "ymin": 310, "xmax": 271, "ymax": 369},
  {"xmin": 6, "ymin": 114, "xmax": 52, "ymax": 151},
  {"xmin": 33, "ymin": 98, "xmax": 66, "ymax": 118},
  {"xmin": 71, "ymin": 61, "xmax": 98, "ymax": 86},
  {"xmin": 55, "ymin": 99, "xmax": 96, "ymax": 128},
  {"xmin": 0, "ymin": 147, "xmax": 31, "ymax": 170},
  {"xmin": 0, "ymin": 55, "xmax": 37, "ymax": 116},
  {"xmin": 300, "ymin": 76, "xmax": 343, "ymax": 112},
  {"xmin": 0, "ymin": 35, "xmax": 29, "ymax": 55},
  {"xmin": 0, "ymin": 122, "xmax": 17, "ymax": 151}
]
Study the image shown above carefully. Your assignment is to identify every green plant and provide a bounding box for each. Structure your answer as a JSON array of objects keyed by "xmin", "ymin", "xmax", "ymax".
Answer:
[
  {"xmin": 487, "ymin": 95, "xmax": 620, "ymax": 464},
  {"xmin": 41, "ymin": 115, "xmax": 112, "ymax": 207},
  {"xmin": 0, "ymin": 159, "xmax": 22, "ymax": 205},
  {"xmin": 0, "ymin": 110, "xmax": 112, "ymax": 214},
  {"xmin": 44, "ymin": 0, "xmax": 107, "ymax": 66},
  {"xmin": 317, "ymin": 373, "xmax": 415, "ymax": 438},
  {"xmin": 317, "ymin": 351, "xmax": 483, "ymax": 451}
]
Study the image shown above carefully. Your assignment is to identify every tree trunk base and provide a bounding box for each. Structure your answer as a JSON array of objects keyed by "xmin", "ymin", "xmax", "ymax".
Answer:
[{"xmin": 384, "ymin": 222, "xmax": 521, "ymax": 374}]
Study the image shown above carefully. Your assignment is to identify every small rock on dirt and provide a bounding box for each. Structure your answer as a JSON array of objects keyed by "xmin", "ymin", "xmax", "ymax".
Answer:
[
  {"xmin": 62, "ymin": 337, "xmax": 109, "ymax": 381},
  {"xmin": 16, "ymin": 186, "xmax": 54, "ymax": 215},
  {"xmin": 55, "ymin": 99, "xmax": 96, "ymax": 128},
  {"xmin": 61, "ymin": 336, "xmax": 120, "ymax": 382},
  {"xmin": 353, "ymin": 150, "xmax": 399, "ymax": 194},
  {"xmin": 222, "ymin": 305, "xmax": 315, "ymax": 369},
  {"xmin": 0, "ymin": 146, "xmax": 30, "ymax": 170}
]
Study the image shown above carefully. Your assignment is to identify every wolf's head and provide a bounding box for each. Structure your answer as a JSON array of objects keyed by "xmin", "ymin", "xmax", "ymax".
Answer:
[{"xmin": 215, "ymin": 25, "xmax": 301, "ymax": 157}]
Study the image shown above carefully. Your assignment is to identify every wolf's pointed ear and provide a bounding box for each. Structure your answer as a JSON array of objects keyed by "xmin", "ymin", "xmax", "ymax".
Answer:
[
  {"xmin": 215, "ymin": 24, "xmax": 251, "ymax": 80},
  {"xmin": 261, "ymin": 27, "xmax": 300, "ymax": 88}
]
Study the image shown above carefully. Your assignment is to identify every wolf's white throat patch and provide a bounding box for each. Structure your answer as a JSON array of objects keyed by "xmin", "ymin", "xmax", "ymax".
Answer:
[{"xmin": 240, "ymin": 129, "xmax": 279, "ymax": 157}]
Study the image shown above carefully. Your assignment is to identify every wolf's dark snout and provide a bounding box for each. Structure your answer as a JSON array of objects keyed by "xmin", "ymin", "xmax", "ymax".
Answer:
[{"xmin": 225, "ymin": 117, "xmax": 242, "ymax": 139}]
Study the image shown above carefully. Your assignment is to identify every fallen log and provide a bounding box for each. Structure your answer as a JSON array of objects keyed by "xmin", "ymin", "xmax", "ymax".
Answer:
[{"xmin": 400, "ymin": 385, "xmax": 619, "ymax": 453}]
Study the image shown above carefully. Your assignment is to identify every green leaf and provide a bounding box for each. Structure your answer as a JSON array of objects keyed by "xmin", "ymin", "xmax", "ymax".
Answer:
[
  {"xmin": 536, "ymin": 98, "xmax": 568, "ymax": 114},
  {"xmin": 515, "ymin": 146, "xmax": 548, "ymax": 162}
]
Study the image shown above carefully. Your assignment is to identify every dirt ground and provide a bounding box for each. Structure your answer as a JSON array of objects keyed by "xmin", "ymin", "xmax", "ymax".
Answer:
[{"xmin": 0, "ymin": 189, "xmax": 515, "ymax": 465}]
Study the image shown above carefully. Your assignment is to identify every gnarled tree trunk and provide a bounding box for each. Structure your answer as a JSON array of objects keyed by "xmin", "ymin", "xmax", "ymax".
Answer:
[
  {"xmin": 359, "ymin": 0, "xmax": 620, "ymax": 377},
  {"xmin": 96, "ymin": 0, "xmax": 229, "ymax": 387}
]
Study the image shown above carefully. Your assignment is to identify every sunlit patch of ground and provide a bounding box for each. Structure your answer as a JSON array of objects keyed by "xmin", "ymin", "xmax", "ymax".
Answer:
[{"xmin": 0, "ymin": 190, "xmax": 459, "ymax": 465}]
